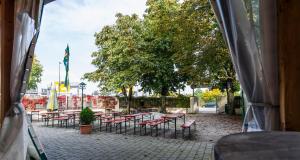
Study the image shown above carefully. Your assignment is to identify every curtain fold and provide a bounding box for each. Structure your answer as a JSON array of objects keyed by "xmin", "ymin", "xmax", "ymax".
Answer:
[
  {"xmin": 0, "ymin": 0, "xmax": 44, "ymax": 159},
  {"xmin": 210, "ymin": 0, "xmax": 279, "ymax": 131}
]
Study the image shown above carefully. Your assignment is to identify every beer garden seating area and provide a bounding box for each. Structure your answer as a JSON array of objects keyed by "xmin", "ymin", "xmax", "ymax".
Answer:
[{"xmin": 27, "ymin": 109, "xmax": 196, "ymax": 139}]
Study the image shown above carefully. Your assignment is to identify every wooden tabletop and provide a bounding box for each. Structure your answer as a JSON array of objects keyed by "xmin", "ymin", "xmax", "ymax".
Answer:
[
  {"xmin": 162, "ymin": 114, "xmax": 182, "ymax": 118},
  {"xmin": 214, "ymin": 131, "xmax": 300, "ymax": 160}
]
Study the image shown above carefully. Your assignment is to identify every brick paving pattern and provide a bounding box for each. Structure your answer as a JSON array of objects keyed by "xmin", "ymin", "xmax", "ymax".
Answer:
[{"xmin": 33, "ymin": 113, "xmax": 241, "ymax": 160}]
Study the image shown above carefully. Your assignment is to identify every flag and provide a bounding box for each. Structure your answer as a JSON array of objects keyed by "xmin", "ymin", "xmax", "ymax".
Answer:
[{"xmin": 63, "ymin": 45, "xmax": 70, "ymax": 88}]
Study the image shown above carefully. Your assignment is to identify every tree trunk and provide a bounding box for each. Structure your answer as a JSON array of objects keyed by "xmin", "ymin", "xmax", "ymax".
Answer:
[
  {"xmin": 122, "ymin": 86, "xmax": 128, "ymax": 113},
  {"xmin": 128, "ymin": 87, "xmax": 133, "ymax": 114},
  {"xmin": 160, "ymin": 86, "xmax": 168, "ymax": 113},
  {"xmin": 225, "ymin": 79, "xmax": 234, "ymax": 115}
]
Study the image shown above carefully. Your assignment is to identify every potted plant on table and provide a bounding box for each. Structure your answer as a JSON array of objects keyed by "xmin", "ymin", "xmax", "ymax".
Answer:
[{"xmin": 80, "ymin": 107, "xmax": 95, "ymax": 134}]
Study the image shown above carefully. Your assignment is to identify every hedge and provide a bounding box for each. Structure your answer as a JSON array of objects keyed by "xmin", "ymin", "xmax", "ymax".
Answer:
[{"xmin": 118, "ymin": 96, "xmax": 190, "ymax": 109}]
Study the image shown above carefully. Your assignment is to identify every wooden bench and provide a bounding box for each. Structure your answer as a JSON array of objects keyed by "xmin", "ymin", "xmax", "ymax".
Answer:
[
  {"xmin": 181, "ymin": 120, "xmax": 196, "ymax": 138},
  {"xmin": 41, "ymin": 114, "xmax": 51, "ymax": 126},
  {"xmin": 149, "ymin": 121, "xmax": 162, "ymax": 136},
  {"xmin": 138, "ymin": 120, "xmax": 151, "ymax": 135},
  {"xmin": 112, "ymin": 118, "xmax": 127, "ymax": 134},
  {"xmin": 53, "ymin": 116, "xmax": 69, "ymax": 128}
]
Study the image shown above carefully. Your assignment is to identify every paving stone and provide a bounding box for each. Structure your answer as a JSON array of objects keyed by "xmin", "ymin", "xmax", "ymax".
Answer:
[{"xmin": 33, "ymin": 113, "xmax": 241, "ymax": 160}]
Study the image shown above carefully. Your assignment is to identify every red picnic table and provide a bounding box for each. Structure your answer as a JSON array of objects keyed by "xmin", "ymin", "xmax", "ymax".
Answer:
[
  {"xmin": 123, "ymin": 114, "xmax": 140, "ymax": 134},
  {"xmin": 137, "ymin": 112, "xmax": 152, "ymax": 122},
  {"xmin": 45, "ymin": 112, "xmax": 60, "ymax": 127},
  {"xmin": 122, "ymin": 113, "xmax": 152, "ymax": 134},
  {"xmin": 29, "ymin": 110, "xmax": 40, "ymax": 122},
  {"xmin": 64, "ymin": 112, "xmax": 77, "ymax": 128},
  {"xmin": 161, "ymin": 113, "xmax": 186, "ymax": 139}
]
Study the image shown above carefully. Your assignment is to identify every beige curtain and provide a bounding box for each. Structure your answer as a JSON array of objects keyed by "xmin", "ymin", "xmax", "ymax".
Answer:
[
  {"xmin": 210, "ymin": 0, "xmax": 279, "ymax": 131},
  {"xmin": 0, "ymin": 0, "xmax": 44, "ymax": 159}
]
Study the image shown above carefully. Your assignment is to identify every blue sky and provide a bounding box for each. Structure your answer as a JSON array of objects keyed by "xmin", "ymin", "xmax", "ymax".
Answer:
[{"xmin": 35, "ymin": 0, "xmax": 147, "ymax": 94}]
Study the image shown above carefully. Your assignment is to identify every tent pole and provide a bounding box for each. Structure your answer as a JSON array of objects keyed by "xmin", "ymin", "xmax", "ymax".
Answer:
[{"xmin": 0, "ymin": 0, "xmax": 15, "ymax": 127}]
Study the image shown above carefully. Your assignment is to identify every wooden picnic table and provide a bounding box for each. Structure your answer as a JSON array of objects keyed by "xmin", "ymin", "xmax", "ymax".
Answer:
[
  {"xmin": 161, "ymin": 113, "xmax": 185, "ymax": 139},
  {"xmin": 45, "ymin": 112, "xmax": 60, "ymax": 127},
  {"xmin": 110, "ymin": 111, "xmax": 120, "ymax": 120},
  {"xmin": 29, "ymin": 110, "xmax": 40, "ymax": 122},
  {"xmin": 64, "ymin": 112, "xmax": 77, "ymax": 128},
  {"xmin": 136, "ymin": 112, "xmax": 152, "ymax": 122},
  {"xmin": 123, "ymin": 114, "xmax": 140, "ymax": 134}
]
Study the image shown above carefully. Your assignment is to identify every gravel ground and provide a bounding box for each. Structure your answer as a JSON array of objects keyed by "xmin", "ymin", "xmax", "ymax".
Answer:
[{"xmin": 188, "ymin": 113, "xmax": 243, "ymax": 142}]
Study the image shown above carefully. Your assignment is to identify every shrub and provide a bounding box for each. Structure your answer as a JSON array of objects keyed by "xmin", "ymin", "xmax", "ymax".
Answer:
[
  {"xmin": 201, "ymin": 89, "xmax": 222, "ymax": 102},
  {"xmin": 80, "ymin": 107, "xmax": 95, "ymax": 125}
]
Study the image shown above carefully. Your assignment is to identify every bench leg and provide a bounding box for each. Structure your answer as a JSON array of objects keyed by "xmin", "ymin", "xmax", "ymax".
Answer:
[
  {"xmin": 99, "ymin": 120, "xmax": 102, "ymax": 131},
  {"xmin": 182, "ymin": 128, "xmax": 185, "ymax": 138},
  {"xmin": 115, "ymin": 124, "xmax": 118, "ymax": 133},
  {"xmin": 125, "ymin": 121, "xmax": 127, "ymax": 134},
  {"xmin": 140, "ymin": 126, "xmax": 142, "ymax": 135},
  {"xmin": 189, "ymin": 127, "xmax": 191, "ymax": 138},
  {"xmin": 163, "ymin": 122, "xmax": 165, "ymax": 137}
]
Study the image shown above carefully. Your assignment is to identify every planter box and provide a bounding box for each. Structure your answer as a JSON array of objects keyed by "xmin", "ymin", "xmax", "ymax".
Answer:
[{"xmin": 80, "ymin": 124, "xmax": 92, "ymax": 134}]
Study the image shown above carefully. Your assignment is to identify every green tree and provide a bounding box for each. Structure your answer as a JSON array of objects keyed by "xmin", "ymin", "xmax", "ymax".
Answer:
[
  {"xmin": 173, "ymin": 0, "xmax": 238, "ymax": 107},
  {"xmin": 141, "ymin": 0, "xmax": 187, "ymax": 112},
  {"xmin": 84, "ymin": 13, "xmax": 152, "ymax": 113},
  {"xmin": 27, "ymin": 56, "xmax": 43, "ymax": 90}
]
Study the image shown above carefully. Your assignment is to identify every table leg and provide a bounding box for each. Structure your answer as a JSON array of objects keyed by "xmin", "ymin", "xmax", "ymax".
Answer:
[
  {"xmin": 100, "ymin": 117, "xmax": 102, "ymax": 131},
  {"xmin": 120, "ymin": 122, "xmax": 122, "ymax": 133},
  {"xmin": 163, "ymin": 118, "xmax": 165, "ymax": 137},
  {"xmin": 73, "ymin": 115, "xmax": 75, "ymax": 129},
  {"xmin": 175, "ymin": 118, "xmax": 177, "ymax": 139},
  {"xmin": 134, "ymin": 117, "xmax": 136, "ymax": 134},
  {"xmin": 52, "ymin": 117, "xmax": 54, "ymax": 127},
  {"xmin": 125, "ymin": 119, "xmax": 127, "ymax": 134}
]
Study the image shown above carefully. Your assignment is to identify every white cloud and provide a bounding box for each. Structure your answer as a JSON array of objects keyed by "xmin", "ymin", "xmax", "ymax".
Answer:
[
  {"xmin": 44, "ymin": 0, "xmax": 146, "ymax": 34},
  {"xmin": 36, "ymin": 0, "xmax": 147, "ymax": 94}
]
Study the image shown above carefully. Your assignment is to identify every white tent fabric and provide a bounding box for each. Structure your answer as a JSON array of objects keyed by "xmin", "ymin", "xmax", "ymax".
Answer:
[
  {"xmin": 210, "ymin": 0, "xmax": 280, "ymax": 131},
  {"xmin": 0, "ymin": 0, "xmax": 44, "ymax": 159}
]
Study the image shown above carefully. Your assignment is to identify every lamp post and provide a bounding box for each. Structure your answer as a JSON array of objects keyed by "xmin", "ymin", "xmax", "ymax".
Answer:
[{"xmin": 79, "ymin": 82, "xmax": 86, "ymax": 110}]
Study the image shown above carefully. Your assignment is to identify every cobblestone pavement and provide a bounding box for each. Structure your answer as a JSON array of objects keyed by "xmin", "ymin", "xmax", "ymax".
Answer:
[{"xmin": 33, "ymin": 113, "xmax": 241, "ymax": 160}]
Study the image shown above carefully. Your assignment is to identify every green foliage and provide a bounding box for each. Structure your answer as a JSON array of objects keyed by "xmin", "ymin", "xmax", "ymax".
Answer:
[
  {"xmin": 27, "ymin": 56, "xmax": 43, "ymax": 90},
  {"xmin": 173, "ymin": 0, "xmax": 238, "ymax": 91},
  {"xmin": 80, "ymin": 107, "xmax": 95, "ymax": 125},
  {"xmin": 118, "ymin": 96, "xmax": 190, "ymax": 109},
  {"xmin": 140, "ymin": 0, "xmax": 186, "ymax": 96},
  {"xmin": 195, "ymin": 89, "xmax": 203, "ymax": 98},
  {"xmin": 201, "ymin": 89, "xmax": 222, "ymax": 102},
  {"xmin": 84, "ymin": 13, "xmax": 151, "ymax": 94},
  {"xmin": 85, "ymin": 0, "xmax": 240, "ymax": 107}
]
